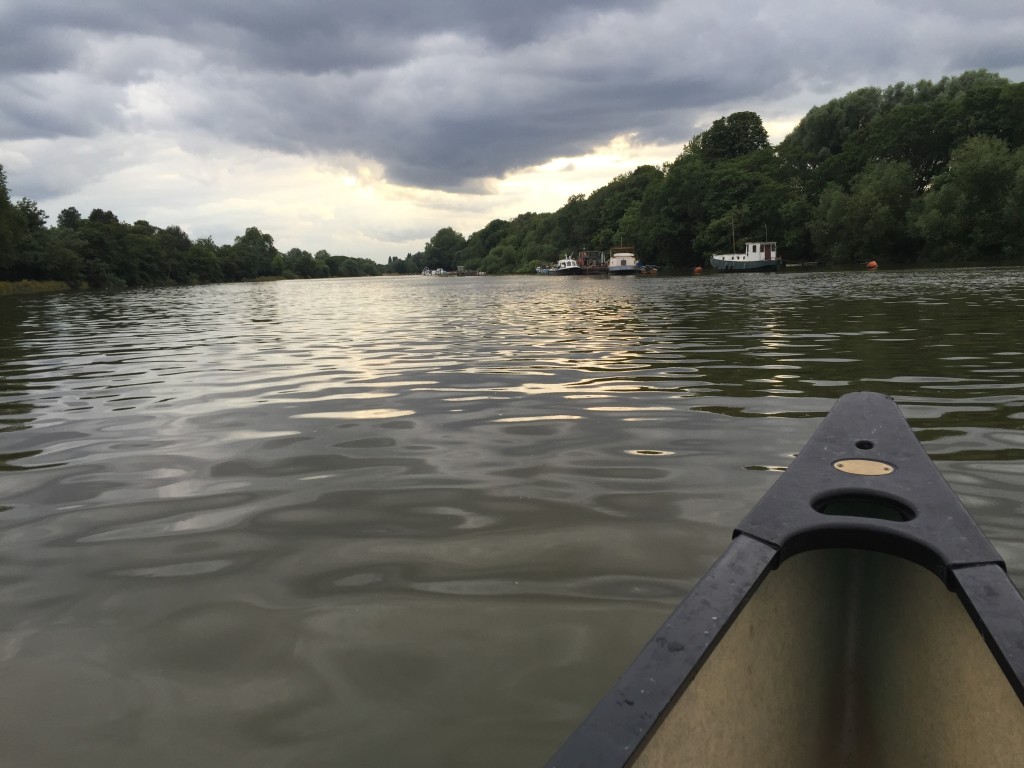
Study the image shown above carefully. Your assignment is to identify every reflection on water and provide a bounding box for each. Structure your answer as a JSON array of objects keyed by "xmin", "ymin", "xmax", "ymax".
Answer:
[{"xmin": 1, "ymin": 269, "xmax": 1023, "ymax": 766}]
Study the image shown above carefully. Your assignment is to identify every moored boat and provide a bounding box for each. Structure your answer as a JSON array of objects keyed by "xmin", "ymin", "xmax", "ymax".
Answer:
[
  {"xmin": 545, "ymin": 392, "xmax": 1024, "ymax": 767},
  {"xmin": 607, "ymin": 246, "xmax": 641, "ymax": 276},
  {"xmin": 536, "ymin": 257, "xmax": 583, "ymax": 276},
  {"xmin": 711, "ymin": 240, "xmax": 781, "ymax": 272}
]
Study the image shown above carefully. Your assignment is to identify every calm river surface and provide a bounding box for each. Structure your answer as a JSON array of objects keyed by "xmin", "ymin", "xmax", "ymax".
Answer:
[{"xmin": 2, "ymin": 268, "xmax": 1024, "ymax": 766}]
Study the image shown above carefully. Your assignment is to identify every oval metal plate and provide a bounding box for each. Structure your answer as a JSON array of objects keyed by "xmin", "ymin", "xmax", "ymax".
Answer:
[{"xmin": 833, "ymin": 459, "xmax": 895, "ymax": 476}]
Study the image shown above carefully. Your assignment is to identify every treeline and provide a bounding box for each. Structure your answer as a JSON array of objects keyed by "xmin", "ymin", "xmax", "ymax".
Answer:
[
  {"xmin": 395, "ymin": 69, "xmax": 1024, "ymax": 273},
  {"xmin": 0, "ymin": 179, "xmax": 382, "ymax": 288},
  {"xmin": 3, "ymin": 70, "xmax": 1023, "ymax": 287}
]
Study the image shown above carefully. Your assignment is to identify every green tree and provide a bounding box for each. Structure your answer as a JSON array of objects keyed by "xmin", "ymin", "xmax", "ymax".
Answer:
[
  {"xmin": 810, "ymin": 161, "xmax": 917, "ymax": 265},
  {"xmin": 458, "ymin": 218, "xmax": 511, "ymax": 271},
  {"xmin": 312, "ymin": 250, "xmax": 335, "ymax": 277},
  {"xmin": 584, "ymin": 165, "xmax": 663, "ymax": 250},
  {"xmin": 282, "ymin": 248, "xmax": 317, "ymax": 278},
  {"xmin": 56, "ymin": 206, "xmax": 83, "ymax": 230},
  {"xmin": 911, "ymin": 136, "xmax": 1024, "ymax": 262},
  {"xmin": 78, "ymin": 210, "xmax": 129, "ymax": 288},
  {"xmin": 556, "ymin": 193, "xmax": 592, "ymax": 249},
  {"xmin": 688, "ymin": 111, "xmax": 770, "ymax": 162},
  {"xmin": 157, "ymin": 225, "xmax": 194, "ymax": 283},
  {"xmin": 225, "ymin": 227, "xmax": 277, "ymax": 280},
  {"xmin": 638, "ymin": 153, "xmax": 709, "ymax": 267},
  {"xmin": 423, "ymin": 227, "xmax": 467, "ymax": 271},
  {"xmin": 779, "ymin": 88, "xmax": 883, "ymax": 175},
  {"xmin": 613, "ymin": 201, "xmax": 642, "ymax": 249},
  {"xmin": 480, "ymin": 244, "xmax": 516, "ymax": 274},
  {"xmin": 5, "ymin": 201, "xmax": 49, "ymax": 280},
  {"xmin": 186, "ymin": 237, "xmax": 223, "ymax": 283},
  {"xmin": 15, "ymin": 198, "xmax": 48, "ymax": 231},
  {"xmin": 44, "ymin": 227, "xmax": 86, "ymax": 285},
  {"xmin": 0, "ymin": 165, "xmax": 26, "ymax": 274}
]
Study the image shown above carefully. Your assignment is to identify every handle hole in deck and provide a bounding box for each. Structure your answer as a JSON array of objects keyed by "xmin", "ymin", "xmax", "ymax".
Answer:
[
  {"xmin": 813, "ymin": 494, "xmax": 915, "ymax": 522},
  {"xmin": 855, "ymin": 440, "xmax": 875, "ymax": 450}
]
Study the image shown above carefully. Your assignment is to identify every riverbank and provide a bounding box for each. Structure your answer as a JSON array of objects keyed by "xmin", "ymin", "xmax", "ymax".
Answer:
[{"xmin": 0, "ymin": 280, "xmax": 70, "ymax": 296}]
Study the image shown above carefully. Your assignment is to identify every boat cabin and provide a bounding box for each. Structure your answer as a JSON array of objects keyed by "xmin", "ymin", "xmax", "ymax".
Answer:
[
  {"xmin": 749, "ymin": 241, "xmax": 778, "ymax": 261},
  {"xmin": 716, "ymin": 241, "xmax": 778, "ymax": 263}
]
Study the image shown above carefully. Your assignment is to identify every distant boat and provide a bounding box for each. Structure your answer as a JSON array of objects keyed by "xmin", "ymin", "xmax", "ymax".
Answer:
[
  {"xmin": 536, "ymin": 256, "xmax": 583, "ymax": 276},
  {"xmin": 711, "ymin": 241, "xmax": 782, "ymax": 272},
  {"xmin": 608, "ymin": 247, "xmax": 641, "ymax": 276}
]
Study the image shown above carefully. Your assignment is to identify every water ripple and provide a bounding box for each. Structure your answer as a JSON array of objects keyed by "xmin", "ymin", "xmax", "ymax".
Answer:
[{"xmin": 1, "ymin": 269, "xmax": 1024, "ymax": 766}]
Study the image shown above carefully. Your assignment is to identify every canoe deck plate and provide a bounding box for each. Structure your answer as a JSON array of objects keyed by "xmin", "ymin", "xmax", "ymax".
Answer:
[{"xmin": 833, "ymin": 458, "xmax": 894, "ymax": 476}]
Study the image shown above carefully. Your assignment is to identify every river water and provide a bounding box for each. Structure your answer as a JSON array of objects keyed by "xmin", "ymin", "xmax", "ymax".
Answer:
[{"xmin": 1, "ymin": 268, "xmax": 1023, "ymax": 766}]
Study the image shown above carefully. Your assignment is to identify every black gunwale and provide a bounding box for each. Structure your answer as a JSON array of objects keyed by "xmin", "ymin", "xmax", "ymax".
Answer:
[{"xmin": 543, "ymin": 392, "xmax": 1024, "ymax": 768}]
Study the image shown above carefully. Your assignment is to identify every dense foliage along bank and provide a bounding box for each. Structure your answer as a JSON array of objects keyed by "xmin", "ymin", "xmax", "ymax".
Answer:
[
  {"xmin": 0, "ymin": 181, "xmax": 382, "ymax": 289},
  {"xmin": 2, "ymin": 70, "xmax": 1023, "ymax": 286},
  {"xmin": 398, "ymin": 70, "xmax": 1024, "ymax": 274}
]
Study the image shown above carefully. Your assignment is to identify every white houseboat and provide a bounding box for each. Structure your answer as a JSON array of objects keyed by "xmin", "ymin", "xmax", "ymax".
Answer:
[
  {"xmin": 711, "ymin": 241, "xmax": 782, "ymax": 272},
  {"xmin": 607, "ymin": 246, "xmax": 641, "ymax": 276}
]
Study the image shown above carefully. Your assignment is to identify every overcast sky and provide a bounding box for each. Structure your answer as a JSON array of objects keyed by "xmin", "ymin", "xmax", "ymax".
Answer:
[{"xmin": 2, "ymin": 0, "xmax": 1022, "ymax": 262}]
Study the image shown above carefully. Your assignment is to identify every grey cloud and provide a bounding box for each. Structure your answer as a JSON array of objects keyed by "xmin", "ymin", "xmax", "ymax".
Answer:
[
  {"xmin": 2, "ymin": 0, "xmax": 1023, "ymax": 196},
  {"xmin": 3, "ymin": 0, "xmax": 653, "ymax": 74}
]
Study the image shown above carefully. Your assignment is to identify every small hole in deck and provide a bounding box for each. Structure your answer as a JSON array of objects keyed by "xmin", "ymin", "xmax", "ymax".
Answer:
[{"xmin": 855, "ymin": 440, "xmax": 874, "ymax": 450}]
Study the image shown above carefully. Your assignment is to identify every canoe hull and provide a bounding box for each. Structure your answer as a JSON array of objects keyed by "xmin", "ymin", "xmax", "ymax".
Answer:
[
  {"xmin": 626, "ymin": 548, "xmax": 1024, "ymax": 767},
  {"xmin": 544, "ymin": 392, "xmax": 1024, "ymax": 768}
]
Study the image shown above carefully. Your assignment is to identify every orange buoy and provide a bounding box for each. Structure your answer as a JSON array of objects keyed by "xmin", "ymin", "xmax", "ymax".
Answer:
[
  {"xmin": 866, "ymin": 260, "xmax": 878, "ymax": 270},
  {"xmin": 693, "ymin": 266, "xmax": 703, "ymax": 275}
]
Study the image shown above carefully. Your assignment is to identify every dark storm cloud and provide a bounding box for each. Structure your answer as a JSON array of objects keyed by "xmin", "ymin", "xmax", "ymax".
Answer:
[
  {"xmin": 2, "ymin": 0, "xmax": 1023, "ymax": 193},
  {"xmin": 1, "ymin": 0, "xmax": 647, "ymax": 74}
]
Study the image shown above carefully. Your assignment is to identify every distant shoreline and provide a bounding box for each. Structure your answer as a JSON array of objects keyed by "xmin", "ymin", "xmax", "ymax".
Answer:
[{"xmin": 0, "ymin": 280, "xmax": 70, "ymax": 296}]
